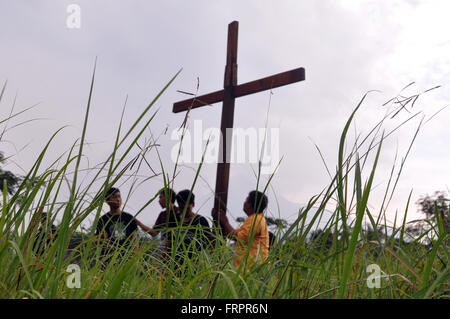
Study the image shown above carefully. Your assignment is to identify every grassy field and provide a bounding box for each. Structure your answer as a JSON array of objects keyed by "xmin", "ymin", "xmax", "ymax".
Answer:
[{"xmin": 0, "ymin": 68, "xmax": 448, "ymax": 299}]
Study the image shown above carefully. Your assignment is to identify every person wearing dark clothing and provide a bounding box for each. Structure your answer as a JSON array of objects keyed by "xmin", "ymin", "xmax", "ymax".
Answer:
[
  {"xmin": 95, "ymin": 188, "xmax": 139, "ymax": 258},
  {"xmin": 165, "ymin": 209, "xmax": 213, "ymax": 259},
  {"xmin": 96, "ymin": 211, "xmax": 138, "ymax": 247},
  {"xmin": 136, "ymin": 188, "xmax": 177, "ymax": 239},
  {"xmin": 166, "ymin": 189, "xmax": 214, "ymax": 265},
  {"xmin": 32, "ymin": 212, "xmax": 57, "ymax": 256}
]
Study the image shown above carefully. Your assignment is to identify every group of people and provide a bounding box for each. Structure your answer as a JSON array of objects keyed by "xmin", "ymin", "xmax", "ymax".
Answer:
[{"xmin": 95, "ymin": 187, "xmax": 271, "ymax": 269}]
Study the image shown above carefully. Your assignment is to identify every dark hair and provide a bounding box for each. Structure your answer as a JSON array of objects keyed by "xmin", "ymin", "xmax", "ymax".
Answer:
[
  {"xmin": 105, "ymin": 187, "xmax": 120, "ymax": 200},
  {"xmin": 176, "ymin": 189, "xmax": 195, "ymax": 209},
  {"xmin": 159, "ymin": 187, "xmax": 176, "ymax": 204},
  {"xmin": 248, "ymin": 190, "xmax": 268, "ymax": 213}
]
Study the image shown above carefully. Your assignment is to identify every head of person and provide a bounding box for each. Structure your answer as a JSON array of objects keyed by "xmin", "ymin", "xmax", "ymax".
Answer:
[
  {"xmin": 176, "ymin": 189, "xmax": 195, "ymax": 214},
  {"xmin": 105, "ymin": 187, "xmax": 121, "ymax": 209},
  {"xmin": 40, "ymin": 212, "xmax": 50, "ymax": 227},
  {"xmin": 40, "ymin": 212, "xmax": 56, "ymax": 232},
  {"xmin": 158, "ymin": 187, "xmax": 176, "ymax": 209},
  {"xmin": 40, "ymin": 211, "xmax": 48, "ymax": 222},
  {"xmin": 243, "ymin": 190, "xmax": 268, "ymax": 215}
]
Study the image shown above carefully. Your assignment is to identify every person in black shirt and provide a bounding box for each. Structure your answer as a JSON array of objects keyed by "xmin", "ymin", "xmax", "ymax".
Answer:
[
  {"xmin": 31, "ymin": 211, "xmax": 57, "ymax": 256},
  {"xmin": 95, "ymin": 188, "xmax": 139, "ymax": 256},
  {"xmin": 136, "ymin": 187, "xmax": 178, "ymax": 238},
  {"xmin": 167, "ymin": 189, "xmax": 214, "ymax": 265}
]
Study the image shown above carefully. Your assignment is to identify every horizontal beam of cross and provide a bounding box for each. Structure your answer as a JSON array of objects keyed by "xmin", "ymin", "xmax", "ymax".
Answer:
[{"xmin": 173, "ymin": 67, "xmax": 305, "ymax": 113}]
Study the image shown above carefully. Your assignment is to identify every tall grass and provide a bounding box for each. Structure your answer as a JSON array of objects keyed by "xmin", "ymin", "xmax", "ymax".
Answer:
[{"xmin": 0, "ymin": 67, "xmax": 448, "ymax": 299}]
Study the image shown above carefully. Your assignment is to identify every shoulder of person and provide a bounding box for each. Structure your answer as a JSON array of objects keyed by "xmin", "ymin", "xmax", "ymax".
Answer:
[
  {"xmin": 243, "ymin": 213, "xmax": 263, "ymax": 225},
  {"xmin": 99, "ymin": 213, "xmax": 111, "ymax": 222},
  {"xmin": 100, "ymin": 212, "xmax": 110, "ymax": 218},
  {"xmin": 257, "ymin": 213, "xmax": 267, "ymax": 220},
  {"xmin": 96, "ymin": 214, "xmax": 110, "ymax": 233},
  {"xmin": 121, "ymin": 211, "xmax": 137, "ymax": 221},
  {"xmin": 157, "ymin": 210, "xmax": 168, "ymax": 219},
  {"xmin": 195, "ymin": 214, "xmax": 210, "ymax": 225},
  {"xmin": 154, "ymin": 211, "xmax": 166, "ymax": 224},
  {"xmin": 255, "ymin": 213, "xmax": 267, "ymax": 223}
]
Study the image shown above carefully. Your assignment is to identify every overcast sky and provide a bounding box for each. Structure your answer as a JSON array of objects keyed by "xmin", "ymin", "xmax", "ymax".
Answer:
[{"xmin": 0, "ymin": 0, "xmax": 449, "ymax": 230}]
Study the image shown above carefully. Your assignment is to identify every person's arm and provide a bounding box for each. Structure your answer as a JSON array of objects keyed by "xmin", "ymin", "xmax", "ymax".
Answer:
[
  {"xmin": 136, "ymin": 219, "xmax": 158, "ymax": 237},
  {"xmin": 221, "ymin": 215, "xmax": 238, "ymax": 238},
  {"xmin": 212, "ymin": 208, "xmax": 238, "ymax": 239}
]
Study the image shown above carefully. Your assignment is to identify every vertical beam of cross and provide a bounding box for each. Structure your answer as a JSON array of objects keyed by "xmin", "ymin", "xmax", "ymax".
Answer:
[{"xmin": 213, "ymin": 21, "xmax": 238, "ymax": 222}]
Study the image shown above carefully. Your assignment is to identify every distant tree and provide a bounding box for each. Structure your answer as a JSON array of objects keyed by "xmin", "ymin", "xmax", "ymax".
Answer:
[
  {"xmin": 416, "ymin": 191, "xmax": 449, "ymax": 232},
  {"xmin": 404, "ymin": 191, "xmax": 449, "ymax": 245},
  {"xmin": 0, "ymin": 151, "xmax": 21, "ymax": 195},
  {"xmin": 235, "ymin": 216, "xmax": 288, "ymax": 230},
  {"xmin": 362, "ymin": 225, "xmax": 384, "ymax": 242},
  {"xmin": 235, "ymin": 217, "xmax": 245, "ymax": 223},
  {"xmin": 266, "ymin": 217, "xmax": 288, "ymax": 230},
  {"xmin": 308, "ymin": 228, "xmax": 333, "ymax": 251}
]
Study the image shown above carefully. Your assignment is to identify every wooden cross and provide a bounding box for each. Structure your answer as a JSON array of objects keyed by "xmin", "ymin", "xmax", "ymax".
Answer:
[{"xmin": 173, "ymin": 21, "xmax": 305, "ymax": 226}]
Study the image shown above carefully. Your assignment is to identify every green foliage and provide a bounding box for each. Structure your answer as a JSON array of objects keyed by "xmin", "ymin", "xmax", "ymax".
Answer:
[{"xmin": 0, "ymin": 72, "xmax": 448, "ymax": 299}]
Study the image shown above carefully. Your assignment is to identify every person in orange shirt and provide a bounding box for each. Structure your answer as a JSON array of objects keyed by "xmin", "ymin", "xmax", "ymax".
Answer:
[{"xmin": 213, "ymin": 190, "xmax": 269, "ymax": 269}]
